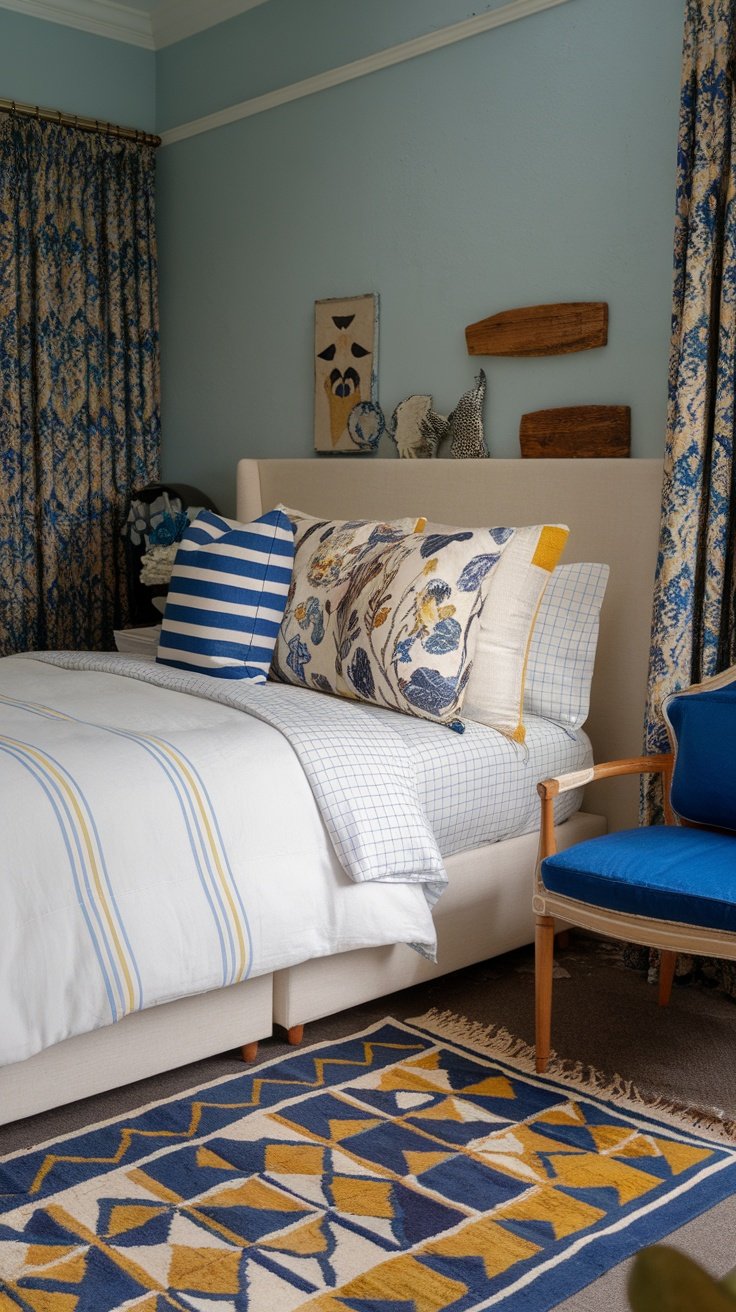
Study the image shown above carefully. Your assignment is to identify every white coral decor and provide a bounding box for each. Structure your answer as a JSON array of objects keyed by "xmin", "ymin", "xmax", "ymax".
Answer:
[{"xmin": 140, "ymin": 543, "xmax": 178, "ymax": 586}]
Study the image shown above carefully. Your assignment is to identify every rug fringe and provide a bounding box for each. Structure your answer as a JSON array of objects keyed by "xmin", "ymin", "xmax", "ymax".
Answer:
[{"xmin": 409, "ymin": 1009, "xmax": 736, "ymax": 1145}]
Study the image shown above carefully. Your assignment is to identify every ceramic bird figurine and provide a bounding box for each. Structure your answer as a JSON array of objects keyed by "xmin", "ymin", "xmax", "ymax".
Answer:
[
  {"xmin": 389, "ymin": 394, "xmax": 448, "ymax": 458},
  {"xmin": 448, "ymin": 369, "xmax": 489, "ymax": 458}
]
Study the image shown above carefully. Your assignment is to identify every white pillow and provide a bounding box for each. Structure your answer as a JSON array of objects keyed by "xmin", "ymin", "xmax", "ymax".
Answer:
[
  {"xmin": 524, "ymin": 562, "xmax": 609, "ymax": 729},
  {"xmin": 460, "ymin": 523, "xmax": 569, "ymax": 740}
]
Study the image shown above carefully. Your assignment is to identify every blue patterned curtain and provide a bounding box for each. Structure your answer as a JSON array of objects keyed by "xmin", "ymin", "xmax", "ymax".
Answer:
[
  {"xmin": 643, "ymin": 0, "xmax": 736, "ymax": 821},
  {"xmin": 633, "ymin": 0, "xmax": 736, "ymax": 994},
  {"xmin": 0, "ymin": 116, "xmax": 160, "ymax": 654}
]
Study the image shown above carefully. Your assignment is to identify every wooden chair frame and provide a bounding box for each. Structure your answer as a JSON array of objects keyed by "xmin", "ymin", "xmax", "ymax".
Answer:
[{"xmin": 533, "ymin": 752, "xmax": 736, "ymax": 1073}]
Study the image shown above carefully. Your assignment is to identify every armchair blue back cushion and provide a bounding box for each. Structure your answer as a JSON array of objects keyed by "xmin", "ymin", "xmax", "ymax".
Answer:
[
  {"xmin": 666, "ymin": 686, "xmax": 736, "ymax": 832},
  {"xmin": 540, "ymin": 682, "xmax": 736, "ymax": 930}
]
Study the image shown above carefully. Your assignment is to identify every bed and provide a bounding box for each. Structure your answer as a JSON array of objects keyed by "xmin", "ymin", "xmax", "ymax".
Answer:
[{"xmin": 0, "ymin": 458, "xmax": 663, "ymax": 1125}]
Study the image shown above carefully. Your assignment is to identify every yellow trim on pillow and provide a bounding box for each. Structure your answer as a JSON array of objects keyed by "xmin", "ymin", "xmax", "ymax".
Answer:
[
  {"xmin": 511, "ymin": 591, "xmax": 548, "ymax": 744},
  {"xmin": 414, "ymin": 516, "xmax": 427, "ymax": 532},
  {"xmin": 512, "ymin": 528, "xmax": 569, "ymax": 742},
  {"xmin": 532, "ymin": 525, "xmax": 569, "ymax": 572}
]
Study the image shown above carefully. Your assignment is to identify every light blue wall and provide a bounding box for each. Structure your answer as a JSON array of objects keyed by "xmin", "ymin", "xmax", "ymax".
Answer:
[
  {"xmin": 157, "ymin": 0, "xmax": 683, "ymax": 513},
  {"xmin": 0, "ymin": 9, "xmax": 155, "ymax": 129}
]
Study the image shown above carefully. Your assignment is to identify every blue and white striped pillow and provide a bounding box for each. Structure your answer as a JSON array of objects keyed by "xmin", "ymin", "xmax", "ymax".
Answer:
[{"xmin": 156, "ymin": 509, "xmax": 295, "ymax": 680}]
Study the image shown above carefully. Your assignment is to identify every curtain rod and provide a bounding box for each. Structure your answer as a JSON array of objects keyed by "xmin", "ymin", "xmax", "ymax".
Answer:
[{"xmin": 0, "ymin": 98, "xmax": 161, "ymax": 148}]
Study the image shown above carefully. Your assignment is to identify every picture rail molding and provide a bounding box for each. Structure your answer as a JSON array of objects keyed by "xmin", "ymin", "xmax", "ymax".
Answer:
[{"xmin": 160, "ymin": 0, "xmax": 575, "ymax": 147}]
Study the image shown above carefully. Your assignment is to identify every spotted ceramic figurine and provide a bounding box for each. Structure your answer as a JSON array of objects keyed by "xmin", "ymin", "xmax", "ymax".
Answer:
[{"xmin": 448, "ymin": 369, "xmax": 489, "ymax": 459}]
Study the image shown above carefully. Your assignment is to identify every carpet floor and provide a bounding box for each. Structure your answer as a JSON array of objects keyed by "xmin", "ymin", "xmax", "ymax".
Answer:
[{"xmin": 2, "ymin": 931, "xmax": 736, "ymax": 1310}]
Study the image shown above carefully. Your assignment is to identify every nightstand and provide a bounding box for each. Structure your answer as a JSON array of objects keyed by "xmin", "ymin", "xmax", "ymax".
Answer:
[{"xmin": 113, "ymin": 625, "xmax": 161, "ymax": 657}]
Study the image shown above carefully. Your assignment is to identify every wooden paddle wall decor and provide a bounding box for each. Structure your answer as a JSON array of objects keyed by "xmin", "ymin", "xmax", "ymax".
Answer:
[
  {"xmin": 466, "ymin": 302, "xmax": 608, "ymax": 357},
  {"xmin": 519, "ymin": 405, "xmax": 631, "ymax": 458}
]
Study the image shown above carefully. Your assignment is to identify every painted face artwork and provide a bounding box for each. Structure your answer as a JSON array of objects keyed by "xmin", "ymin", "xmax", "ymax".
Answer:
[{"xmin": 314, "ymin": 294, "xmax": 378, "ymax": 452}]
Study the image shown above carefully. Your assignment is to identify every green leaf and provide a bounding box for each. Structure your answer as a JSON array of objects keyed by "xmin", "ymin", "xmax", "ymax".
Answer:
[
  {"xmin": 720, "ymin": 1268, "xmax": 736, "ymax": 1298},
  {"xmin": 628, "ymin": 1246, "xmax": 736, "ymax": 1312}
]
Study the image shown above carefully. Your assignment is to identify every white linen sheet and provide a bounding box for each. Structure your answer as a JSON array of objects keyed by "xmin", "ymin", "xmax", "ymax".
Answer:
[{"xmin": 0, "ymin": 657, "xmax": 436, "ymax": 1067}]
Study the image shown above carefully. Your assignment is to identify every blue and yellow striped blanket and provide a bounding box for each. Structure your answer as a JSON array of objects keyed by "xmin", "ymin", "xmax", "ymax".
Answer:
[{"xmin": 1, "ymin": 653, "xmax": 442, "ymax": 1067}]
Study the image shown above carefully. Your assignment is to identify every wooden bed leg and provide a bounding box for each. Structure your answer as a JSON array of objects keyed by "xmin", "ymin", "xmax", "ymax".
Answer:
[
  {"xmin": 535, "ymin": 915, "xmax": 556, "ymax": 1074},
  {"xmin": 240, "ymin": 1041, "xmax": 258, "ymax": 1062},
  {"xmin": 658, "ymin": 950, "xmax": 676, "ymax": 1007},
  {"xmin": 287, "ymin": 1025, "xmax": 304, "ymax": 1046},
  {"xmin": 555, "ymin": 929, "xmax": 571, "ymax": 950}
]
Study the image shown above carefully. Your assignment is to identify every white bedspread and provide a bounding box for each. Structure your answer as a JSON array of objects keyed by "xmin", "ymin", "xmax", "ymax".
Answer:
[{"xmin": 0, "ymin": 656, "xmax": 438, "ymax": 1066}]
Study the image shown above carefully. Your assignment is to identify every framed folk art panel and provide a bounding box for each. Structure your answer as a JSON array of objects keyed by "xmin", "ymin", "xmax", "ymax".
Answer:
[{"xmin": 314, "ymin": 293, "xmax": 379, "ymax": 453}]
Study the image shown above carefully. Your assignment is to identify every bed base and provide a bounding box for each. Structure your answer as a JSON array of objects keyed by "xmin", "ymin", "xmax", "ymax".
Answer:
[
  {"xmin": 0, "ymin": 972, "xmax": 272, "ymax": 1128},
  {"xmin": 273, "ymin": 812, "xmax": 604, "ymax": 1034}
]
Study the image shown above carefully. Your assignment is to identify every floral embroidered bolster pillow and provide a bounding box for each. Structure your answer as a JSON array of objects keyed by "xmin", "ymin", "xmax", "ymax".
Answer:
[{"xmin": 270, "ymin": 506, "xmax": 542, "ymax": 730}]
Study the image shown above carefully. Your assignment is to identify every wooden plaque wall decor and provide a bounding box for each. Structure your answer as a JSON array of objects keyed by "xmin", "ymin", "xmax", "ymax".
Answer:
[
  {"xmin": 465, "ymin": 302, "xmax": 608, "ymax": 357},
  {"xmin": 314, "ymin": 293, "xmax": 379, "ymax": 453},
  {"xmin": 519, "ymin": 405, "xmax": 631, "ymax": 458}
]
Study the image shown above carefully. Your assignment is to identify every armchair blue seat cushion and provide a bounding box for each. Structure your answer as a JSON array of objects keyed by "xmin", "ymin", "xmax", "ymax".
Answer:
[{"xmin": 541, "ymin": 825, "xmax": 736, "ymax": 931}]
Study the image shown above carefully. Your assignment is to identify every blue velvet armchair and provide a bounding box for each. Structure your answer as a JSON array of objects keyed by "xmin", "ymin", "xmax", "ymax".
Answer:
[{"xmin": 533, "ymin": 667, "xmax": 736, "ymax": 1073}]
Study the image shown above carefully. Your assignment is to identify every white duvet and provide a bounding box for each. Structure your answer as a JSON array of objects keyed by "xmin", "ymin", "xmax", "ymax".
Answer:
[{"xmin": 0, "ymin": 657, "xmax": 436, "ymax": 1067}]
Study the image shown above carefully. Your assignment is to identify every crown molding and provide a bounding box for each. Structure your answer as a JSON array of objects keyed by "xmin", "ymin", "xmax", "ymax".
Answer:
[
  {"xmin": 161, "ymin": 0, "xmax": 574, "ymax": 146},
  {"xmin": 152, "ymin": 0, "xmax": 269, "ymax": 49},
  {"xmin": 0, "ymin": 0, "xmax": 154, "ymax": 47},
  {"xmin": 0, "ymin": 0, "xmax": 271, "ymax": 49}
]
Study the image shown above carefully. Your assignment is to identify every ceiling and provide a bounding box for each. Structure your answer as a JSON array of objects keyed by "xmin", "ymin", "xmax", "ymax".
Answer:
[{"xmin": 0, "ymin": 0, "xmax": 271, "ymax": 50}]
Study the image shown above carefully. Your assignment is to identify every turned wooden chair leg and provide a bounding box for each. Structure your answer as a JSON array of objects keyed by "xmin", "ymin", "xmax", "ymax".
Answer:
[
  {"xmin": 241, "ymin": 1041, "xmax": 258, "ymax": 1062},
  {"xmin": 287, "ymin": 1024, "xmax": 304, "ymax": 1046},
  {"xmin": 535, "ymin": 915, "xmax": 556, "ymax": 1074},
  {"xmin": 658, "ymin": 950, "xmax": 677, "ymax": 1007}
]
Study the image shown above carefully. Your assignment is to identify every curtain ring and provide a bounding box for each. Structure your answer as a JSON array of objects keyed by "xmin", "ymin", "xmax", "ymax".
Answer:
[
  {"xmin": 10, "ymin": 100, "xmax": 16, "ymax": 114},
  {"xmin": 34, "ymin": 103, "xmax": 40, "ymax": 120},
  {"xmin": 56, "ymin": 110, "xmax": 62, "ymax": 124}
]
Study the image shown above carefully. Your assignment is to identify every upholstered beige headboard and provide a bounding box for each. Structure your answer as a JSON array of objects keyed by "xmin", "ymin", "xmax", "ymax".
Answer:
[{"xmin": 237, "ymin": 457, "xmax": 663, "ymax": 831}]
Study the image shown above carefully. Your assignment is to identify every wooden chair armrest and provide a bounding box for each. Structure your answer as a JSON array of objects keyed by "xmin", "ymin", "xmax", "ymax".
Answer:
[
  {"xmin": 537, "ymin": 754, "xmax": 674, "ymax": 800},
  {"xmin": 537, "ymin": 753, "xmax": 674, "ymax": 860}
]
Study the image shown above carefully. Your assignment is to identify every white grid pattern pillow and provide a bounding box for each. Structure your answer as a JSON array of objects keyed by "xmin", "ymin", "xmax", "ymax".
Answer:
[{"xmin": 524, "ymin": 562, "xmax": 609, "ymax": 729}]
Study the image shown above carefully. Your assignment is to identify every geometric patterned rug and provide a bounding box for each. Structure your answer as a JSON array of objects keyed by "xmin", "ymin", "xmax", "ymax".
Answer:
[{"xmin": 1, "ymin": 1012, "xmax": 735, "ymax": 1311}]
